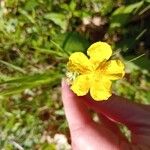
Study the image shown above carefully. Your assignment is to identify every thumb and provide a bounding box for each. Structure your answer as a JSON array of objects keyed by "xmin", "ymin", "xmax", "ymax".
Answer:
[{"xmin": 61, "ymin": 79, "xmax": 92, "ymax": 133}]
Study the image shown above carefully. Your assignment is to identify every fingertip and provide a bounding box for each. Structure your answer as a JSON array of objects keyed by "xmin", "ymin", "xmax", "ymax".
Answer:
[
  {"xmin": 61, "ymin": 78, "xmax": 67, "ymax": 88},
  {"xmin": 61, "ymin": 78, "xmax": 73, "ymax": 100}
]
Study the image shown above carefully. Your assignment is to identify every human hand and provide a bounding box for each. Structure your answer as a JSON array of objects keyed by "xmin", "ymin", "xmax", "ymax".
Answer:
[{"xmin": 61, "ymin": 80, "xmax": 150, "ymax": 150}]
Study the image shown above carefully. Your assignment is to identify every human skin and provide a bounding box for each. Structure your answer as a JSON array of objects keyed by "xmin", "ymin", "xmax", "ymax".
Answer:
[{"xmin": 61, "ymin": 80, "xmax": 150, "ymax": 150}]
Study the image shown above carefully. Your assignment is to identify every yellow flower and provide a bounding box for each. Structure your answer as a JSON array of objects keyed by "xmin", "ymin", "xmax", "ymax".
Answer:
[{"xmin": 67, "ymin": 42, "xmax": 125, "ymax": 101}]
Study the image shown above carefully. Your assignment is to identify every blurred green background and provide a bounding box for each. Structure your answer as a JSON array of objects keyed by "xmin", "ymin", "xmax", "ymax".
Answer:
[{"xmin": 0, "ymin": 0, "xmax": 150, "ymax": 149}]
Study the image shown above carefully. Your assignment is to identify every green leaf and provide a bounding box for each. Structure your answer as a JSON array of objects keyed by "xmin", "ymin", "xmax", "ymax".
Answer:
[
  {"xmin": 24, "ymin": 0, "xmax": 39, "ymax": 11},
  {"xmin": 125, "ymin": 55, "xmax": 150, "ymax": 71},
  {"xmin": 69, "ymin": 0, "xmax": 77, "ymax": 11},
  {"xmin": 0, "ymin": 60, "xmax": 26, "ymax": 74},
  {"xmin": 110, "ymin": 1, "xmax": 144, "ymax": 28},
  {"xmin": 145, "ymin": 0, "xmax": 150, "ymax": 3},
  {"xmin": 18, "ymin": 8, "xmax": 35, "ymax": 23},
  {"xmin": 44, "ymin": 13, "xmax": 68, "ymax": 31},
  {"xmin": 53, "ymin": 32, "xmax": 90, "ymax": 53},
  {"xmin": 0, "ymin": 71, "xmax": 63, "ymax": 96},
  {"xmin": 41, "ymin": 143, "xmax": 56, "ymax": 150}
]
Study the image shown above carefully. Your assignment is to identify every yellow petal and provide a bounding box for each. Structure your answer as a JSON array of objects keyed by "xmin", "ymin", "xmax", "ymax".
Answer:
[
  {"xmin": 71, "ymin": 74, "xmax": 91, "ymax": 96},
  {"xmin": 104, "ymin": 60, "xmax": 125, "ymax": 80},
  {"xmin": 87, "ymin": 42, "xmax": 112, "ymax": 67},
  {"xmin": 90, "ymin": 75, "xmax": 112, "ymax": 101},
  {"xmin": 67, "ymin": 52, "xmax": 93, "ymax": 74}
]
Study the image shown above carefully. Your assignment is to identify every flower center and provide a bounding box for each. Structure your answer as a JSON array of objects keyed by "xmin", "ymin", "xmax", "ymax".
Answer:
[{"xmin": 95, "ymin": 61, "xmax": 107, "ymax": 74}]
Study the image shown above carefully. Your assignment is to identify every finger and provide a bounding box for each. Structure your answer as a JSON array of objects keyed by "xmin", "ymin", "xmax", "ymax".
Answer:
[
  {"xmin": 82, "ymin": 95, "xmax": 150, "ymax": 146},
  {"xmin": 98, "ymin": 114, "xmax": 127, "ymax": 141},
  {"xmin": 61, "ymin": 79, "xmax": 92, "ymax": 133},
  {"xmin": 83, "ymin": 95, "xmax": 150, "ymax": 134}
]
